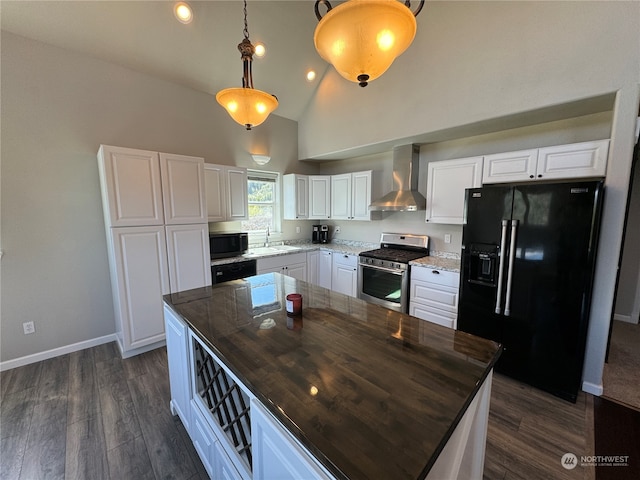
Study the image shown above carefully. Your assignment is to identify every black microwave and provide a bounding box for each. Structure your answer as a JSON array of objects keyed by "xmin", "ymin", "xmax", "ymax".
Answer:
[{"xmin": 209, "ymin": 232, "xmax": 249, "ymax": 259}]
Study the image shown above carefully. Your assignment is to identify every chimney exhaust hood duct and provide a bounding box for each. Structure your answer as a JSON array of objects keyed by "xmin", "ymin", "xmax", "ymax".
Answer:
[{"xmin": 369, "ymin": 144, "xmax": 426, "ymax": 212}]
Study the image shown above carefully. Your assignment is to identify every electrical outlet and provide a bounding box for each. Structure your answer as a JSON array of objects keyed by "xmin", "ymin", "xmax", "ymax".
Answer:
[
  {"xmin": 23, "ymin": 321, "xmax": 35, "ymax": 335},
  {"xmin": 335, "ymin": 226, "xmax": 341, "ymax": 234},
  {"xmin": 296, "ymin": 226, "xmax": 301, "ymax": 234},
  {"xmin": 444, "ymin": 234, "xmax": 451, "ymax": 244}
]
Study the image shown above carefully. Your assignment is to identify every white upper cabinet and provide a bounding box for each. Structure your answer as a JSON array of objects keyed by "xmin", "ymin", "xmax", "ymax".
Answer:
[
  {"xmin": 331, "ymin": 171, "xmax": 372, "ymax": 221},
  {"xmin": 309, "ymin": 175, "xmax": 331, "ymax": 219},
  {"xmin": 426, "ymin": 157, "xmax": 483, "ymax": 225},
  {"xmin": 482, "ymin": 149, "xmax": 538, "ymax": 184},
  {"xmin": 483, "ymin": 140, "xmax": 609, "ymax": 184},
  {"xmin": 330, "ymin": 174, "xmax": 351, "ymax": 220},
  {"xmin": 283, "ymin": 174, "xmax": 309, "ymax": 220},
  {"xmin": 204, "ymin": 164, "xmax": 226, "ymax": 222},
  {"xmin": 204, "ymin": 164, "xmax": 249, "ymax": 222},
  {"xmin": 536, "ymin": 140, "xmax": 609, "ymax": 180},
  {"xmin": 98, "ymin": 145, "xmax": 165, "ymax": 227},
  {"xmin": 351, "ymin": 171, "xmax": 372, "ymax": 221},
  {"xmin": 159, "ymin": 153, "xmax": 207, "ymax": 225},
  {"xmin": 226, "ymin": 167, "xmax": 249, "ymax": 221}
]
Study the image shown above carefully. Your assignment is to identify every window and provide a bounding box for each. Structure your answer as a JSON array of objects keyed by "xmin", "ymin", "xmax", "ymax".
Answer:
[{"xmin": 241, "ymin": 170, "xmax": 280, "ymax": 234}]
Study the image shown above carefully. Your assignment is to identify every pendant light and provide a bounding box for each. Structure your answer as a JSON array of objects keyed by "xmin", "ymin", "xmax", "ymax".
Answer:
[
  {"xmin": 313, "ymin": 0, "xmax": 424, "ymax": 87},
  {"xmin": 216, "ymin": 0, "xmax": 278, "ymax": 130}
]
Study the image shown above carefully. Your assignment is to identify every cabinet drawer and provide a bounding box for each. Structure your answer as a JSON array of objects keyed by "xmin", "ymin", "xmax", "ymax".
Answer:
[
  {"xmin": 409, "ymin": 303, "xmax": 457, "ymax": 329},
  {"xmin": 410, "ymin": 280, "xmax": 458, "ymax": 313},
  {"xmin": 191, "ymin": 400, "xmax": 215, "ymax": 477},
  {"xmin": 410, "ymin": 266, "xmax": 459, "ymax": 288},
  {"xmin": 332, "ymin": 253, "xmax": 358, "ymax": 268}
]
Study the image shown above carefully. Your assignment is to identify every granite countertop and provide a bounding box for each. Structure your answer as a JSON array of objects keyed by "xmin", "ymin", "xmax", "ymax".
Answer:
[
  {"xmin": 210, "ymin": 241, "xmax": 378, "ymax": 266},
  {"xmin": 410, "ymin": 254, "xmax": 461, "ymax": 273},
  {"xmin": 164, "ymin": 274, "xmax": 501, "ymax": 480}
]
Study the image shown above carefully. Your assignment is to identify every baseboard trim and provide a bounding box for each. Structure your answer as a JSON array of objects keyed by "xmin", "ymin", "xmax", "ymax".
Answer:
[
  {"xmin": 613, "ymin": 313, "xmax": 635, "ymax": 323},
  {"xmin": 583, "ymin": 380, "xmax": 604, "ymax": 396},
  {"xmin": 0, "ymin": 334, "xmax": 118, "ymax": 372}
]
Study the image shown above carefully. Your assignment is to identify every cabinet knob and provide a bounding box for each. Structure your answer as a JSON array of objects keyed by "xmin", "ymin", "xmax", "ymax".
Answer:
[
  {"xmin": 529, "ymin": 175, "xmax": 534, "ymax": 179},
  {"xmin": 432, "ymin": 270, "xmax": 440, "ymax": 274},
  {"xmin": 537, "ymin": 174, "xmax": 542, "ymax": 178}
]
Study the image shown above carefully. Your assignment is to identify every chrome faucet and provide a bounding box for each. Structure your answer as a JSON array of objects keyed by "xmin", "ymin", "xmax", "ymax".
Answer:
[{"xmin": 264, "ymin": 226, "xmax": 270, "ymax": 247}]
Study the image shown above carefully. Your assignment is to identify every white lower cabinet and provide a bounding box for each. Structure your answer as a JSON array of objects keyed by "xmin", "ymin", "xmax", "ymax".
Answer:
[
  {"xmin": 109, "ymin": 226, "xmax": 170, "ymax": 353},
  {"xmin": 409, "ymin": 267, "xmax": 459, "ymax": 329},
  {"xmin": 165, "ymin": 224, "xmax": 212, "ymax": 293},
  {"xmin": 318, "ymin": 250, "xmax": 333, "ymax": 290},
  {"xmin": 257, "ymin": 252, "xmax": 307, "ymax": 282},
  {"xmin": 306, "ymin": 251, "xmax": 319, "ymax": 285},
  {"xmin": 164, "ymin": 305, "xmax": 191, "ymax": 432},
  {"xmin": 332, "ymin": 253, "xmax": 358, "ymax": 297},
  {"xmin": 191, "ymin": 399, "xmax": 216, "ymax": 477},
  {"xmin": 252, "ymin": 399, "xmax": 332, "ymax": 480}
]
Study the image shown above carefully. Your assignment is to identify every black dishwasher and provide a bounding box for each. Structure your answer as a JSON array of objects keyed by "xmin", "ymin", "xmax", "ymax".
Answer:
[{"xmin": 211, "ymin": 259, "xmax": 257, "ymax": 284}]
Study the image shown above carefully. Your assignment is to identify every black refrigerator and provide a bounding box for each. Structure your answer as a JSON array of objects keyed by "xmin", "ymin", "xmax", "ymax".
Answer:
[{"xmin": 458, "ymin": 180, "xmax": 604, "ymax": 402}]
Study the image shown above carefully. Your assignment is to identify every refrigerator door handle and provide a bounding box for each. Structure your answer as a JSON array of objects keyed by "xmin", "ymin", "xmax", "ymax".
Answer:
[
  {"xmin": 504, "ymin": 219, "xmax": 519, "ymax": 316},
  {"xmin": 495, "ymin": 220, "xmax": 509, "ymax": 314}
]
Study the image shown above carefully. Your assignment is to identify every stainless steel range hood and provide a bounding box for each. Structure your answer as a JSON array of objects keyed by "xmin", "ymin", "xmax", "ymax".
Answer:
[{"xmin": 369, "ymin": 144, "xmax": 426, "ymax": 212}]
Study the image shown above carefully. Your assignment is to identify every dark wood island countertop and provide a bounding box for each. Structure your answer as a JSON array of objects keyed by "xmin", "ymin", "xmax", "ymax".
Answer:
[{"xmin": 164, "ymin": 273, "xmax": 501, "ymax": 480}]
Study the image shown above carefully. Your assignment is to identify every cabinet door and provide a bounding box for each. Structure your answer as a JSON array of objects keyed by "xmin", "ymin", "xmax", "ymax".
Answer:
[
  {"xmin": 227, "ymin": 167, "xmax": 249, "ymax": 221},
  {"xmin": 159, "ymin": 153, "xmax": 207, "ymax": 224},
  {"xmin": 318, "ymin": 251, "xmax": 333, "ymax": 290},
  {"xmin": 283, "ymin": 174, "xmax": 309, "ymax": 220},
  {"xmin": 330, "ymin": 174, "xmax": 352, "ymax": 220},
  {"xmin": 332, "ymin": 254, "xmax": 358, "ymax": 297},
  {"xmin": 165, "ymin": 224, "xmax": 212, "ymax": 293},
  {"xmin": 309, "ymin": 175, "xmax": 331, "ymax": 219},
  {"xmin": 351, "ymin": 171, "xmax": 372, "ymax": 221},
  {"xmin": 426, "ymin": 157, "xmax": 482, "ymax": 224},
  {"xmin": 191, "ymin": 400, "xmax": 216, "ymax": 477},
  {"xmin": 536, "ymin": 139, "xmax": 609, "ymax": 180},
  {"xmin": 204, "ymin": 164, "xmax": 227, "ymax": 222},
  {"xmin": 306, "ymin": 251, "xmax": 319, "ymax": 285},
  {"xmin": 164, "ymin": 304, "xmax": 191, "ymax": 431},
  {"xmin": 252, "ymin": 399, "xmax": 331, "ymax": 480},
  {"xmin": 482, "ymin": 149, "xmax": 538, "ymax": 184},
  {"xmin": 212, "ymin": 441, "xmax": 243, "ymax": 480},
  {"xmin": 110, "ymin": 226, "xmax": 169, "ymax": 351},
  {"xmin": 285, "ymin": 262, "xmax": 307, "ymax": 282},
  {"xmin": 97, "ymin": 145, "xmax": 164, "ymax": 227}
]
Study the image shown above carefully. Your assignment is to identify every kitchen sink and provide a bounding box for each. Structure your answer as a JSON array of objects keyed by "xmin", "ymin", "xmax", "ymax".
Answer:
[{"xmin": 246, "ymin": 245, "xmax": 301, "ymax": 255}]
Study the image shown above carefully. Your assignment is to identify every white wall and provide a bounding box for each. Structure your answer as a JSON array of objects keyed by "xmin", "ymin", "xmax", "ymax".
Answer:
[
  {"xmin": 0, "ymin": 32, "xmax": 303, "ymax": 365},
  {"xmin": 299, "ymin": 1, "xmax": 640, "ymax": 395}
]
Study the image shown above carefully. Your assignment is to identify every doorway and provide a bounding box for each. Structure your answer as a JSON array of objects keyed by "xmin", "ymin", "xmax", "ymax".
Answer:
[{"xmin": 605, "ymin": 115, "xmax": 640, "ymax": 409}]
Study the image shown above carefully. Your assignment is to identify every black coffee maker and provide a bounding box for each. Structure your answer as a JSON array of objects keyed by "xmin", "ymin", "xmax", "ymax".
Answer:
[
  {"xmin": 312, "ymin": 225, "xmax": 321, "ymax": 243},
  {"xmin": 312, "ymin": 225, "xmax": 330, "ymax": 244}
]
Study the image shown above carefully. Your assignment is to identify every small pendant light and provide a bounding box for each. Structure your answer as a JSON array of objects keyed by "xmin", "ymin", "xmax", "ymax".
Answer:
[{"xmin": 216, "ymin": 0, "xmax": 278, "ymax": 130}]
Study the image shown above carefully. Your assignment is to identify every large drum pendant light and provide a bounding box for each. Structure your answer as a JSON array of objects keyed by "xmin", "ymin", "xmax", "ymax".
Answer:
[
  {"xmin": 314, "ymin": 0, "xmax": 424, "ymax": 87},
  {"xmin": 216, "ymin": 0, "xmax": 278, "ymax": 130}
]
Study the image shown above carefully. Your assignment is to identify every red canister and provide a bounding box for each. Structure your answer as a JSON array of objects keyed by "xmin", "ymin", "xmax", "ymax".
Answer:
[{"xmin": 286, "ymin": 293, "xmax": 302, "ymax": 316}]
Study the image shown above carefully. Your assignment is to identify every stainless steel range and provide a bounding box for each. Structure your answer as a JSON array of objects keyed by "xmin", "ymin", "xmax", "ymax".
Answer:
[{"xmin": 358, "ymin": 233, "xmax": 429, "ymax": 313}]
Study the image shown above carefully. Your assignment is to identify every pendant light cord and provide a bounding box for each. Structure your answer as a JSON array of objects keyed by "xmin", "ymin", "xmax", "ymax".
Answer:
[{"xmin": 243, "ymin": 0, "xmax": 250, "ymax": 40}]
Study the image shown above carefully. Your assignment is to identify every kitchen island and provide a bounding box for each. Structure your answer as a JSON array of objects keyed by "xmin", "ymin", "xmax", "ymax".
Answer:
[{"xmin": 163, "ymin": 273, "xmax": 501, "ymax": 480}]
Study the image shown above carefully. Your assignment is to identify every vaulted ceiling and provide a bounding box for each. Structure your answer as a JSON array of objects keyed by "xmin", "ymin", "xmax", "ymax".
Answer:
[{"xmin": 1, "ymin": 1, "xmax": 331, "ymax": 121}]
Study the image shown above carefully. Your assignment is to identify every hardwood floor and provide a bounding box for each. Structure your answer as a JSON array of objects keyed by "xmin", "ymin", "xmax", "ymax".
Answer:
[
  {"xmin": 1, "ymin": 342, "xmax": 594, "ymax": 480},
  {"xmin": 0, "ymin": 343, "xmax": 207, "ymax": 480}
]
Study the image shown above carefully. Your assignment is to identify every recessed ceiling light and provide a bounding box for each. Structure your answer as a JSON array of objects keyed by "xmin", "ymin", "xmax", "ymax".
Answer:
[
  {"xmin": 254, "ymin": 43, "xmax": 266, "ymax": 58},
  {"xmin": 306, "ymin": 70, "xmax": 317, "ymax": 82},
  {"xmin": 174, "ymin": 2, "xmax": 193, "ymax": 24}
]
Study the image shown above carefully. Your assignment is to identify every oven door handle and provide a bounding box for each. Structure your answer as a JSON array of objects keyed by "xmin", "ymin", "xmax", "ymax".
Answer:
[{"xmin": 360, "ymin": 264, "xmax": 405, "ymax": 275}]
